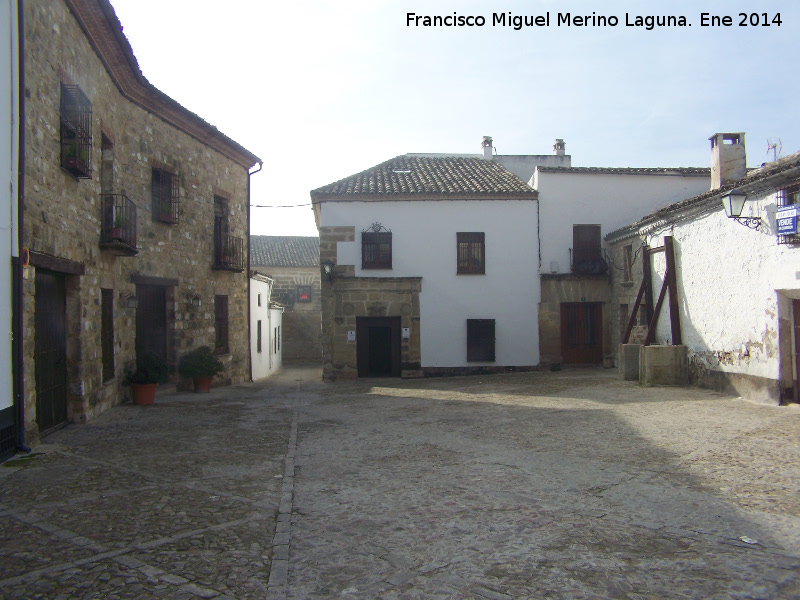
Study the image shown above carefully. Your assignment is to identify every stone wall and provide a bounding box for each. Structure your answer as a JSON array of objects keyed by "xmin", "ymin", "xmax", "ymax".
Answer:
[
  {"xmin": 256, "ymin": 265, "xmax": 321, "ymax": 362},
  {"xmin": 22, "ymin": 0, "xmax": 253, "ymax": 441},
  {"xmin": 539, "ymin": 274, "xmax": 611, "ymax": 367}
]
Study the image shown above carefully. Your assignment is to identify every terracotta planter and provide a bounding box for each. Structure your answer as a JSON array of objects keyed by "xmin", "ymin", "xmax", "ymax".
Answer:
[
  {"xmin": 131, "ymin": 383, "xmax": 158, "ymax": 405},
  {"xmin": 193, "ymin": 376, "xmax": 212, "ymax": 393}
]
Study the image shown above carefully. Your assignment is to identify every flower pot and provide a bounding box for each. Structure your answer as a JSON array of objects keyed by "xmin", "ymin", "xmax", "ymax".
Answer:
[
  {"xmin": 193, "ymin": 376, "xmax": 212, "ymax": 393},
  {"xmin": 131, "ymin": 382, "xmax": 158, "ymax": 405}
]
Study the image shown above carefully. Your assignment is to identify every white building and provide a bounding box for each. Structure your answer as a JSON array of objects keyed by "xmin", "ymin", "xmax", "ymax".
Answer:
[
  {"xmin": 1, "ymin": 0, "xmax": 20, "ymax": 458},
  {"xmin": 531, "ymin": 162, "xmax": 709, "ymax": 367},
  {"xmin": 607, "ymin": 133, "xmax": 800, "ymax": 405},
  {"xmin": 250, "ymin": 273, "xmax": 283, "ymax": 380},
  {"xmin": 312, "ymin": 153, "xmax": 539, "ymax": 380}
]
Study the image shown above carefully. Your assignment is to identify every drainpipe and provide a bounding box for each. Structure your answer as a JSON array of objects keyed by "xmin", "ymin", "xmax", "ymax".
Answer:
[
  {"xmin": 247, "ymin": 161, "xmax": 263, "ymax": 382},
  {"xmin": 15, "ymin": 0, "xmax": 30, "ymax": 453}
]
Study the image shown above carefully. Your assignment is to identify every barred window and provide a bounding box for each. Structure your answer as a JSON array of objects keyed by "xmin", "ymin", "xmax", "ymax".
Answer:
[
  {"xmin": 362, "ymin": 232, "xmax": 392, "ymax": 269},
  {"xmin": 151, "ymin": 168, "xmax": 178, "ymax": 224},
  {"xmin": 457, "ymin": 232, "xmax": 485, "ymax": 275},
  {"xmin": 60, "ymin": 83, "xmax": 92, "ymax": 178}
]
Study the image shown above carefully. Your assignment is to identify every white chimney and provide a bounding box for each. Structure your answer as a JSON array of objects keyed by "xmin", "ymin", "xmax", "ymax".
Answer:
[
  {"xmin": 709, "ymin": 132, "xmax": 746, "ymax": 190},
  {"xmin": 481, "ymin": 136, "xmax": 493, "ymax": 159},
  {"xmin": 553, "ymin": 139, "xmax": 566, "ymax": 156}
]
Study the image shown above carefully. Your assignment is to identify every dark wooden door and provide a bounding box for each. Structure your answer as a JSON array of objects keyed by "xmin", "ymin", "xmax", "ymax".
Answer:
[
  {"xmin": 794, "ymin": 300, "xmax": 800, "ymax": 403},
  {"xmin": 357, "ymin": 317, "xmax": 401, "ymax": 377},
  {"xmin": 136, "ymin": 284, "xmax": 167, "ymax": 364},
  {"xmin": 35, "ymin": 270, "xmax": 68, "ymax": 432},
  {"xmin": 561, "ymin": 302, "xmax": 603, "ymax": 364}
]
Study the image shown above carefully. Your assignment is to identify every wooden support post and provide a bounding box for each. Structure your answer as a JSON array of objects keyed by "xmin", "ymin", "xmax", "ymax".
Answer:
[{"xmin": 664, "ymin": 236, "xmax": 682, "ymax": 345}]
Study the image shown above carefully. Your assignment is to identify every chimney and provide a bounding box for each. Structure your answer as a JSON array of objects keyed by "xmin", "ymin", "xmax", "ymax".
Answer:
[
  {"xmin": 481, "ymin": 136, "xmax": 493, "ymax": 159},
  {"xmin": 553, "ymin": 139, "xmax": 566, "ymax": 156},
  {"xmin": 709, "ymin": 132, "xmax": 746, "ymax": 190}
]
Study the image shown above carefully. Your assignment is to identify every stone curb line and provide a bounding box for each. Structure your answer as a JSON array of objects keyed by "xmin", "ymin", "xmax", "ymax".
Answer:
[{"xmin": 267, "ymin": 394, "xmax": 300, "ymax": 600}]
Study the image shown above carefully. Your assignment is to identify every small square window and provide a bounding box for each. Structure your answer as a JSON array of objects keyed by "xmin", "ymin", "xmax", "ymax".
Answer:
[
  {"xmin": 296, "ymin": 285, "xmax": 312, "ymax": 303},
  {"xmin": 457, "ymin": 233, "xmax": 485, "ymax": 275}
]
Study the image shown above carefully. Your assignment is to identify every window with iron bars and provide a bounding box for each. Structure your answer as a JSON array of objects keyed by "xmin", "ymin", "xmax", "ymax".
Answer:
[
  {"xmin": 60, "ymin": 83, "xmax": 92, "ymax": 178},
  {"xmin": 151, "ymin": 168, "xmax": 179, "ymax": 224},
  {"xmin": 362, "ymin": 232, "xmax": 392, "ymax": 269},
  {"xmin": 457, "ymin": 232, "xmax": 485, "ymax": 275}
]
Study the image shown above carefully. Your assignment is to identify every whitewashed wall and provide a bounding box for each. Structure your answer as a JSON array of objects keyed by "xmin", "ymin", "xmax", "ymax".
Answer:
[
  {"xmin": 321, "ymin": 200, "xmax": 540, "ymax": 368},
  {"xmin": 1, "ymin": 0, "xmax": 18, "ymax": 412},
  {"xmin": 250, "ymin": 277, "xmax": 283, "ymax": 380},
  {"xmin": 646, "ymin": 192, "xmax": 800, "ymax": 400},
  {"xmin": 535, "ymin": 170, "xmax": 709, "ymax": 275}
]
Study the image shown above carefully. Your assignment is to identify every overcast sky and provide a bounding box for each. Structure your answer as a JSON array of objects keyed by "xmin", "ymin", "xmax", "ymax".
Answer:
[{"xmin": 109, "ymin": 0, "xmax": 800, "ymax": 236}]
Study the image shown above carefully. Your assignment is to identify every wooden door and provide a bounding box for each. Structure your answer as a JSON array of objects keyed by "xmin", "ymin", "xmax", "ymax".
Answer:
[
  {"xmin": 357, "ymin": 317, "xmax": 401, "ymax": 377},
  {"xmin": 35, "ymin": 270, "xmax": 68, "ymax": 432},
  {"xmin": 561, "ymin": 302, "xmax": 603, "ymax": 365},
  {"xmin": 136, "ymin": 284, "xmax": 167, "ymax": 364}
]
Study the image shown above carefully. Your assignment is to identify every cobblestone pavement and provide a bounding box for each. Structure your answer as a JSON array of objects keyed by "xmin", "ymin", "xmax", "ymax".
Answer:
[{"xmin": 2, "ymin": 367, "xmax": 800, "ymax": 599}]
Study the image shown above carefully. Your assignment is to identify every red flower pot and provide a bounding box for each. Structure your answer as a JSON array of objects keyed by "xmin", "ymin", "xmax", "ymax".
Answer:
[
  {"xmin": 131, "ymin": 383, "xmax": 157, "ymax": 405},
  {"xmin": 193, "ymin": 376, "xmax": 212, "ymax": 393}
]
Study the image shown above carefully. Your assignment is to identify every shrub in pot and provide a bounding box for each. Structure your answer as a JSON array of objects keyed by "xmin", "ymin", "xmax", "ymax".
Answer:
[
  {"xmin": 123, "ymin": 352, "xmax": 168, "ymax": 405},
  {"xmin": 178, "ymin": 346, "xmax": 224, "ymax": 393}
]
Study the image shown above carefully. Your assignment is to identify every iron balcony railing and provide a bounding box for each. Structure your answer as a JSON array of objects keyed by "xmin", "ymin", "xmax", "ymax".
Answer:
[
  {"xmin": 214, "ymin": 231, "xmax": 244, "ymax": 272},
  {"xmin": 100, "ymin": 194, "xmax": 138, "ymax": 255}
]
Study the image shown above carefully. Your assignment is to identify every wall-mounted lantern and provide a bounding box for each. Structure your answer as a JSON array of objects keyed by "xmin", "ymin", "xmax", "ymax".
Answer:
[
  {"xmin": 721, "ymin": 189, "xmax": 762, "ymax": 229},
  {"xmin": 322, "ymin": 259, "xmax": 335, "ymax": 283},
  {"xmin": 121, "ymin": 292, "xmax": 137, "ymax": 309},
  {"xmin": 186, "ymin": 293, "xmax": 202, "ymax": 308}
]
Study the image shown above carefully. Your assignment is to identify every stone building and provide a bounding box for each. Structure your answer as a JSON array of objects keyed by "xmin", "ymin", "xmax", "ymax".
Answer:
[
  {"xmin": 20, "ymin": 0, "xmax": 261, "ymax": 442},
  {"xmin": 250, "ymin": 236, "xmax": 321, "ymax": 362},
  {"xmin": 606, "ymin": 133, "xmax": 800, "ymax": 405}
]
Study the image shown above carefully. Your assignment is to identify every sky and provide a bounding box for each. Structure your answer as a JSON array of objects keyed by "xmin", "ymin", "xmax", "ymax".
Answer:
[{"xmin": 108, "ymin": 0, "xmax": 800, "ymax": 237}]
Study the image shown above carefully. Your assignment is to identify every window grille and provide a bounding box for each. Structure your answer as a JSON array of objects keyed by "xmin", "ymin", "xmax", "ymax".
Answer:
[
  {"xmin": 60, "ymin": 83, "xmax": 92, "ymax": 178},
  {"xmin": 151, "ymin": 169, "xmax": 179, "ymax": 224},
  {"xmin": 457, "ymin": 232, "xmax": 485, "ymax": 274},
  {"xmin": 362, "ymin": 232, "xmax": 392, "ymax": 269}
]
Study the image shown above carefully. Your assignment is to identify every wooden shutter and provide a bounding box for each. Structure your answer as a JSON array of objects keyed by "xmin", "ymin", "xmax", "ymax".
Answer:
[{"xmin": 467, "ymin": 319, "xmax": 495, "ymax": 362}]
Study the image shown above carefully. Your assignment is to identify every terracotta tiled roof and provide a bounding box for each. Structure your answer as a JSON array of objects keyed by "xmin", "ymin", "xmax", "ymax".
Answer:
[
  {"xmin": 250, "ymin": 236, "xmax": 319, "ymax": 268},
  {"xmin": 537, "ymin": 166, "xmax": 710, "ymax": 176},
  {"xmin": 311, "ymin": 155, "xmax": 537, "ymax": 200}
]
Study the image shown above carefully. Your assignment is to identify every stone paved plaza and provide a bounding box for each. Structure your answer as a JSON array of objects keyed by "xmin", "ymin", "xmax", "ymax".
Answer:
[{"xmin": 1, "ymin": 367, "xmax": 799, "ymax": 599}]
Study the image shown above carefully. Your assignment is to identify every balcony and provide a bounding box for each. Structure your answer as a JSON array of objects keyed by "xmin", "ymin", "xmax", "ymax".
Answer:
[
  {"xmin": 213, "ymin": 232, "xmax": 244, "ymax": 272},
  {"xmin": 99, "ymin": 194, "xmax": 138, "ymax": 256}
]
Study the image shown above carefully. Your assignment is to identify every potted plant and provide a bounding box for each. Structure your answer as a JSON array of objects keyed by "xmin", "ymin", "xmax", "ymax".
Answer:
[
  {"xmin": 123, "ymin": 352, "xmax": 168, "ymax": 405},
  {"xmin": 111, "ymin": 212, "xmax": 126, "ymax": 241},
  {"xmin": 178, "ymin": 346, "xmax": 224, "ymax": 393}
]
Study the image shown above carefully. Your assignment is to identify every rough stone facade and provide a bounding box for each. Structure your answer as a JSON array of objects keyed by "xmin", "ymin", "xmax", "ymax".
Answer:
[
  {"xmin": 538, "ymin": 274, "xmax": 611, "ymax": 367},
  {"xmin": 21, "ymin": 0, "xmax": 259, "ymax": 442},
  {"xmin": 318, "ymin": 226, "xmax": 422, "ymax": 380}
]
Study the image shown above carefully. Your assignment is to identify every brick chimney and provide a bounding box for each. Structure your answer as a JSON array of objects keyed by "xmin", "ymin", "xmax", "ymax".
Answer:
[
  {"xmin": 709, "ymin": 132, "xmax": 746, "ymax": 190},
  {"xmin": 481, "ymin": 136, "xmax": 493, "ymax": 159},
  {"xmin": 553, "ymin": 139, "xmax": 566, "ymax": 156}
]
